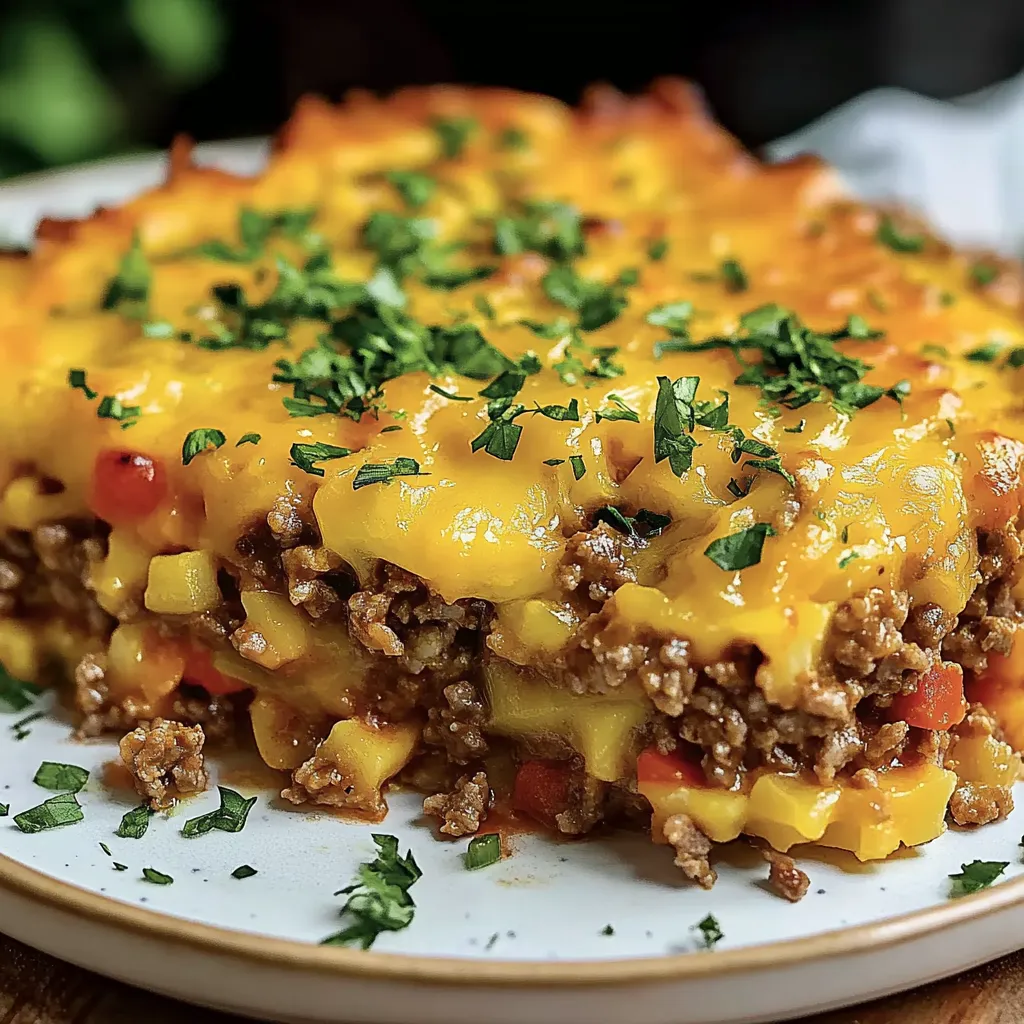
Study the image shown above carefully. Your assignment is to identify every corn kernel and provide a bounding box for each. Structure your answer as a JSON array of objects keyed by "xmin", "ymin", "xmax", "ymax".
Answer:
[{"xmin": 144, "ymin": 551, "xmax": 221, "ymax": 614}]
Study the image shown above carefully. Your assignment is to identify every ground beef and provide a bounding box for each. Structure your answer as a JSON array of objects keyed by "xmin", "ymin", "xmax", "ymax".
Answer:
[
  {"xmin": 118, "ymin": 718, "xmax": 208, "ymax": 809},
  {"xmin": 764, "ymin": 849, "xmax": 810, "ymax": 902},
  {"xmin": 556, "ymin": 523, "xmax": 637, "ymax": 603},
  {"xmin": 663, "ymin": 813, "xmax": 715, "ymax": 889},
  {"xmin": 422, "ymin": 771, "xmax": 491, "ymax": 836},
  {"xmin": 282, "ymin": 744, "xmax": 384, "ymax": 815},
  {"xmin": 860, "ymin": 721, "xmax": 910, "ymax": 768},
  {"xmin": 554, "ymin": 772, "xmax": 607, "ymax": 835},
  {"xmin": 422, "ymin": 681, "xmax": 489, "ymax": 763},
  {"xmin": 949, "ymin": 782, "xmax": 1014, "ymax": 826},
  {"xmin": 281, "ymin": 545, "xmax": 348, "ymax": 620}
]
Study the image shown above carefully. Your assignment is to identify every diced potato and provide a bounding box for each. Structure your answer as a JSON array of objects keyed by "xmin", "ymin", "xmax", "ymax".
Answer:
[
  {"xmin": 235, "ymin": 591, "xmax": 311, "ymax": 669},
  {"xmin": 970, "ymin": 673, "xmax": 1024, "ymax": 751},
  {"xmin": 947, "ymin": 733, "xmax": 1021, "ymax": 788},
  {"xmin": 92, "ymin": 529, "xmax": 154, "ymax": 616},
  {"xmin": 745, "ymin": 774, "xmax": 841, "ymax": 851},
  {"xmin": 485, "ymin": 659, "xmax": 647, "ymax": 781},
  {"xmin": 250, "ymin": 695, "xmax": 325, "ymax": 769},
  {"xmin": 819, "ymin": 764, "xmax": 956, "ymax": 861},
  {"xmin": 0, "ymin": 477, "xmax": 80, "ymax": 531},
  {"xmin": 490, "ymin": 599, "xmax": 576, "ymax": 665},
  {"xmin": 315, "ymin": 718, "xmax": 420, "ymax": 805},
  {"xmin": 106, "ymin": 623, "xmax": 185, "ymax": 705},
  {"xmin": 639, "ymin": 778, "xmax": 748, "ymax": 843},
  {"xmin": 0, "ymin": 620, "xmax": 40, "ymax": 681},
  {"xmin": 144, "ymin": 551, "xmax": 221, "ymax": 614}
]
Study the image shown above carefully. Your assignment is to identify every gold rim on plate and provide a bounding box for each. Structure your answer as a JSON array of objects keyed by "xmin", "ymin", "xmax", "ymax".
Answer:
[{"xmin": 1, "ymin": 848, "xmax": 1020, "ymax": 987}]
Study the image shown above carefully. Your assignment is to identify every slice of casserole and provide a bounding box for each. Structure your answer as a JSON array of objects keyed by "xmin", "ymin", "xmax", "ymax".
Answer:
[{"xmin": 1, "ymin": 80, "xmax": 1022, "ymax": 886}]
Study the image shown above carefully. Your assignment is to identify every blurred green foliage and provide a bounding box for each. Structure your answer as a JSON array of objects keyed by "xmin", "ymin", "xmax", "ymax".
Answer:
[{"xmin": 0, "ymin": 0, "xmax": 227, "ymax": 178}]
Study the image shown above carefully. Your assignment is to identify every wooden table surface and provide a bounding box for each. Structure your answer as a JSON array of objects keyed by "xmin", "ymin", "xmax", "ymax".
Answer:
[{"xmin": 0, "ymin": 933, "xmax": 1019, "ymax": 1024}]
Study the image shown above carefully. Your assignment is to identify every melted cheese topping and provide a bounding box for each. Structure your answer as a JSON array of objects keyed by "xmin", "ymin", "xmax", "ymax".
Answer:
[{"xmin": 3, "ymin": 82, "xmax": 1023, "ymax": 692}]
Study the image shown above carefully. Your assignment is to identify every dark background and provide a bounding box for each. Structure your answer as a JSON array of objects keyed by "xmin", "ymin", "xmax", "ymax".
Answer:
[{"xmin": 3, "ymin": 0, "xmax": 1024, "ymax": 179}]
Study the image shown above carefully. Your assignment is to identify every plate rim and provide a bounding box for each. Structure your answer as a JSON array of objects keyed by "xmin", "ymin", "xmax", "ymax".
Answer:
[
  {"xmin": 2, "ymin": 848, "xmax": 1022, "ymax": 987},
  {"xmin": 1, "ymin": 145, "xmax": 1020, "ymax": 993}
]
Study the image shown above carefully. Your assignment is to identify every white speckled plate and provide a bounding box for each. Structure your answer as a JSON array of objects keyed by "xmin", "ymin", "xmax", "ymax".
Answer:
[{"xmin": 3, "ymin": 144, "xmax": 1024, "ymax": 1024}]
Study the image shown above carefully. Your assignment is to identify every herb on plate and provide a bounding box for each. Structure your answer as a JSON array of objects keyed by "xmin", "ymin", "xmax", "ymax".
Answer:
[
  {"xmin": 948, "ymin": 861, "xmax": 1008, "ymax": 896},
  {"xmin": 116, "ymin": 803, "xmax": 153, "ymax": 839},
  {"xmin": 232, "ymin": 864, "xmax": 258, "ymax": 880},
  {"xmin": 321, "ymin": 834, "xmax": 421, "ymax": 948},
  {"xmin": 33, "ymin": 762, "xmax": 89, "ymax": 793},
  {"xmin": 704, "ymin": 523, "xmax": 775, "ymax": 571},
  {"xmin": 142, "ymin": 867, "xmax": 174, "ymax": 885},
  {"xmin": 181, "ymin": 786, "xmax": 257, "ymax": 838},
  {"xmin": 0, "ymin": 663, "xmax": 41, "ymax": 712},
  {"xmin": 694, "ymin": 913, "xmax": 723, "ymax": 949},
  {"xmin": 182, "ymin": 428, "xmax": 227, "ymax": 466},
  {"xmin": 14, "ymin": 792, "xmax": 84, "ymax": 833},
  {"xmin": 464, "ymin": 833, "xmax": 501, "ymax": 870}
]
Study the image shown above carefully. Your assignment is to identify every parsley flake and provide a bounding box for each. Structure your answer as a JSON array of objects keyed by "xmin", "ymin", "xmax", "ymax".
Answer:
[
  {"xmin": 182, "ymin": 428, "xmax": 227, "ymax": 466},
  {"xmin": 101, "ymin": 232, "xmax": 150, "ymax": 316},
  {"xmin": 290, "ymin": 442, "xmax": 353, "ymax": 477},
  {"xmin": 0, "ymin": 804, "xmax": 8, "ymax": 817},
  {"xmin": 386, "ymin": 170, "xmax": 436, "ymax": 210},
  {"xmin": 647, "ymin": 237, "xmax": 669, "ymax": 261},
  {"xmin": 33, "ymin": 762, "xmax": 89, "ymax": 793},
  {"xmin": 542, "ymin": 265, "xmax": 631, "ymax": 332},
  {"xmin": 321, "ymin": 834, "xmax": 421, "ymax": 949},
  {"xmin": 429, "ymin": 384, "xmax": 473, "ymax": 402},
  {"xmin": 965, "ymin": 341, "xmax": 1003, "ymax": 363},
  {"xmin": 949, "ymin": 860, "xmax": 1008, "ymax": 896},
  {"xmin": 464, "ymin": 833, "xmax": 501, "ymax": 870},
  {"xmin": 433, "ymin": 116, "xmax": 477, "ymax": 159},
  {"xmin": 236, "ymin": 432, "xmax": 261, "ymax": 447},
  {"xmin": 181, "ymin": 786, "xmax": 257, "ymax": 838},
  {"xmin": 14, "ymin": 792, "xmax": 84, "ymax": 833},
  {"xmin": 570, "ymin": 455, "xmax": 586, "ymax": 479},
  {"xmin": 694, "ymin": 913, "xmax": 723, "ymax": 949},
  {"xmin": 704, "ymin": 523, "xmax": 774, "ymax": 571},
  {"xmin": 594, "ymin": 507, "xmax": 671, "ymax": 539},
  {"xmin": 596, "ymin": 394, "xmax": 640, "ymax": 423},
  {"xmin": 97, "ymin": 396, "xmax": 141, "ymax": 429},
  {"xmin": 653, "ymin": 375, "xmax": 700, "ymax": 476},
  {"xmin": 68, "ymin": 368, "xmax": 97, "ymax": 399},
  {"xmin": 877, "ymin": 214, "xmax": 924, "ymax": 253},
  {"xmin": 191, "ymin": 207, "xmax": 317, "ymax": 262},
  {"xmin": 116, "ymin": 803, "xmax": 152, "ymax": 839},
  {"xmin": 646, "ymin": 301, "xmax": 693, "ymax": 335},
  {"xmin": 720, "ymin": 258, "xmax": 748, "ymax": 293},
  {"xmin": 498, "ymin": 126, "xmax": 529, "ymax": 151},
  {"xmin": 142, "ymin": 867, "xmax": 174, "ymax": 885},
  {"xmin": 352, "ymin": 457, "xmax": 426, "ymax": 489},
  {"xmin": 232, "ymin": 864, "xmax": 258, "ymax": 880},
  {"xmin": 0, "ymin": 663, "xmax": 41, "ymax": 712},
  {"xmin": 970, "ymin": 262, "xmax": 999, "ymax": 287},
  {"xmin": 494, "ymin": 200, "xmax": 584, "ymax": 262}
]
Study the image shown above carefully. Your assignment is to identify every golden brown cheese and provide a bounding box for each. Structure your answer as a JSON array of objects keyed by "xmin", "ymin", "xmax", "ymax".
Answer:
[{"xmin": 3, "ymin": 79, "xmax": 1024, "ymax": 861}]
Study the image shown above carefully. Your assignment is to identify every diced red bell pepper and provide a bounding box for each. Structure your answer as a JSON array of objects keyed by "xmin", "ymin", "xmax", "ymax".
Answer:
[
  {"xmin": 182, "ymin": 645, "xmax": 249, "ymax": 696},
  {"xmin": 889, "ymin": 662, "xmax": 967, "ymax": 731},
  {"xmin": 636, "ymin": 746, "xmax": 706, "ymax": 787},
  {"xmin": 512, "ymin": 760, "xmax": 572, "ymax": 827}
]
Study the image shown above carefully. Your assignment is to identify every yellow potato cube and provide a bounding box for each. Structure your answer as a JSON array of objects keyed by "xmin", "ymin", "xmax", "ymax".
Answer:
[
  {"xmin": 0, "ymin": 477, "xmax": 80, "ymax": 531},
  {"xmin": 106, "ymin": 623, "xmax": 185, "ymax": 705},
  {"xmin": 485, "ymin": 659, "xmax": 647, "ymax": 781},
  {"xmin": 638, "ymin": 779, "xmax": 749, "ymax": 843},
  {"xmin": 92, "ymin": 529, "xmax": 154, "ymax": 617},
  {"xmin": 745, "ymin": 774, "xmax": 841, "ymax": 851},
  {"xmin": 236, "ymin": 591, "xmax": 311, "ymax": 669},
  {"xmin": 315, "ymin": 718, "xmax": 420, "ymax": 805},
  {"xmin": 947, "ymin": 733, "xmax": 1021, "ymax": 789},
  {"xmin": 0, "ymin": 619, "xmax": 40, "ymax": 681},
  {"xmin": 250, "ymin": 695, "xmax": 324, "ymax": 770},
  {"xmin": 144, "ymin": 551, "xmax": 221, "ymax": 614}
]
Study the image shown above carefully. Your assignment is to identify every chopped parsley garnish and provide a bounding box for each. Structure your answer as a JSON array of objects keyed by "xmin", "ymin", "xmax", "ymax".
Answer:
[
  {"xmin": 720, "ymin": 258, "xmax": 748, "ymax": 293},
  {"xmin": 542, "ymin": 265, "xmax": 633, "ymax": 332},
  {"xmin": 0, "ymin": 662, "xmax": 41, "ymax": 712},
  {"xmin": 494, "ymin": 200, "xmax": 584, "ymax": 262},
  {"xmin": 116, "ymin": 803, "xmax": 152, "ymax": 839},
  {"xmin": 519, "ymin": 317, "xmax": 572, "ymax": 340},
  {"xmin": 181, "ymin": 428, "xmax": 227, "ymax": 466},
  {"xmin": 667, "ymin": 304, "xmax": 906, "ymax": 413},
  {"xmin": 33, "ymin": 762, "xmax": 89, "ymax": 793},
  {"xmin": 10, "ymin": 711, "xmax": 43, "ymax": 741},
  {"xmin": 464, "ymin": 833, "xmax": 501, "ymax": 870},
  {"xmin": 784, "ymin": 419, "xmax": 806, "ymax": 433},
  {"xmin": 142, "ymin": 320, "xmax": 176, "ymax": 338},
  {"xmin": 596, "ymin": 394, "xmax": 640, "ymax": 423},
  {"xmin": 113, "ymin": 862, "xmax": 128, "ymax": 871},
  {"xmin": 100, "ymin": 842, "xmax": 111, "ymax": 856},
  {"xmin": 97, "ymin": 395, "xmax": 141, "ymax": 429},
  {"xmin": 101, "ymin": 232, "xmax": 150, "ymax": 316},
  {"xmin": 647, "ymin": 237, "xmax": 669, "ymax": 261},
  {"xmin": 570, "ymin": 455, "xmax": 586, "ymax": 479},
  {"xmin": 965, "ymin": 341, "xmax": 1003, "ymax": 363},
  {"xmin": 429, "ymin": 384, "xmax": 473, "ymax": 401},
  {"xmin": 232, "ymin": 864, "xmax": 258, "ymax": 880},
  {"xmin": 181, "ymin": 786, "xmax": 257, "ymax": 838},
  {"xmin": 543, "ymin": 458, "xmax": 565, "ymax": 466},
  {"xmin": 1007, "ymin": 348, "xmax": 1024, "ymax": 369},
  {"xmin": 352, "ymin": 457, "xmax": 426, "ymax": 489},
  {"xmin": 386, "ymin": 170, "xmax": 437, "ymax": 210},
  {"xmin": 653, "ymin": 375, "xmax": 700, "ymax": 476},
  {"xmin": 68, "ymin": 368, "xmax": 97, "ymax": 399},
  {"xmin": 949, "ymin": 860, "xmax": 1008, "ymax": 896},
  {"xmin": 704, "ymin": 523, "xmax": 774, "ymax": 571},
  {"xmin": 498, "ymin": 126, "xmax": 529, "ymax": 151},
  {"xmin": 433, "ymin": 116, "xmax": 477, "ymax": 159},
  {"xmin": 0, "ymin": 805, "xmax": 7, "ymax": 817},
  {"xmin": 191, "ymin": 207, "xmax": 316, "ymax": 262},
  {"xmin": 594, "ymin": 506, "xmax": 671, "ymax": 539},
  {"xmin": 646, "ymin": 300, "xmax": 693, "ymax": 335},
  {"xmin": 290, "ymin": 442, "xmax": 353, "ymax": 477},
  {"xmin": 321, "ymin": 834, "xmax": 421, "ymax": 949},
  {"xmin": 970, "ymin": 262, "xmax": 999, "ymax": 286},
  {"xmin": 236, "ymin": 432, "xmax": 261, "ymax": 446},
  {"xmin": 838, "ymin": 552, "xmax": 860, "ymax": 569},
  {"xmin": 877, "ymin": 214, "xmax": 924, "ymax": 253},
  {"xmin": 142, "ymin": 867, "xmax": 174, "ymax": 885},
  {"xmin": 14, "ymin": 792, "xmax": 84, "ymax": 833},
  {"xmin": 474, "ymin": 294, "xmax": 495, "ymax": 320},
  {"xmin": 844, "ymin": 313, "xmax": 882, "ymax": 339},
  {"xmin": 601, "ymin": 924, "xmax": 615, "ymax": 936},
  {"xmin": 694, "ymin": 913, "xmax": 723, "ymax": 949}
]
